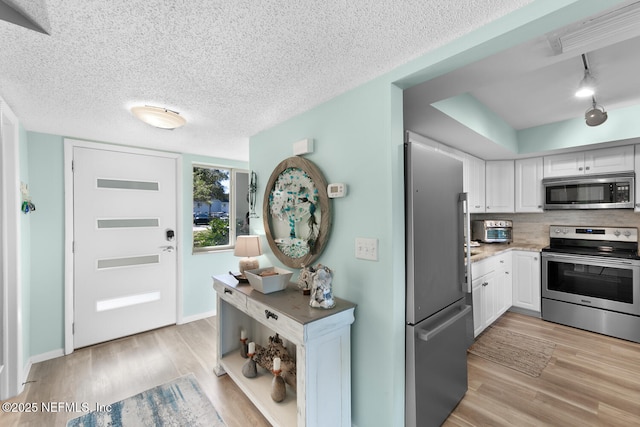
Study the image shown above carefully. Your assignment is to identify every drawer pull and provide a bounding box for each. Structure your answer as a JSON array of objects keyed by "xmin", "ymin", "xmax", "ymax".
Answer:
[
  {"xmin": 265, "ymin": 310, "xmax": 278, "ymax": 321},
  {"xmin": 224, "ymin": 288, "xmax": 233, "ymax": 295}
]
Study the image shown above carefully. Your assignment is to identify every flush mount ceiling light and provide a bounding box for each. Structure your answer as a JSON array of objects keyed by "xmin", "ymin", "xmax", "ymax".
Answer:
[
  {"xmin": 575, "ymin": 53, "xmax": 596, "ymax": 98},
  {"xmin": 131, "ymin": 106, "xmax": 186, "ymax": 130},
  {"xmin": 585, "ymin": 96, "xmax": 608, "ymax": 127}
]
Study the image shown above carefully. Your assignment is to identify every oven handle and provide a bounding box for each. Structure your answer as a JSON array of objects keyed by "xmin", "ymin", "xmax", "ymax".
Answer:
[{"xmin": 542, "ymin": 251, "xmax": 640, "ymax": 267}]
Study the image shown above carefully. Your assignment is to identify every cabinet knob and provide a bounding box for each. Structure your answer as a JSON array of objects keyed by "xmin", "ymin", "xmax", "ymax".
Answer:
[
  {"xmin": 537, "ymin": 205, "xmax": 542, "ymax": 208},
  {"xmin": 482, "ymin": 282, "xmax": 488, "ymax": 287},
  {"xmin": 585, "ymin": 166, "xmax": 590, "ymax": 170},
  {"xmin": 534, "ymin": 257, "xmax": 538, "ymax": 261},
  {"xmin": 224, "ymin": 288, "xmax": 233, "ymax": 295},
  {"xmin": 505, "ymin": 271, "xmax": 509, "ymax": 275},
  {"xmin": 578, "ymin": 167, "xmax": 583, "ymax": 171}
]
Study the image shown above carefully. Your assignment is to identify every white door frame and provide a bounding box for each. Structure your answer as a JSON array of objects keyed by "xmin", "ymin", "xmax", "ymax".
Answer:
[
  {"xmin": 64, "ymin": 139, "xmax": 183, "ymax": 354},
  {"xmin": 0, "ymin": 98, "xmax": 23, "ymax": 399}
]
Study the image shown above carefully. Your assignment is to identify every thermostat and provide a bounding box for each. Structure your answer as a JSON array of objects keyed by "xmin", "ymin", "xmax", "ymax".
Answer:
[{"xmin": 327, "ymin": 183, "xmax": 347, "ymax": 198}]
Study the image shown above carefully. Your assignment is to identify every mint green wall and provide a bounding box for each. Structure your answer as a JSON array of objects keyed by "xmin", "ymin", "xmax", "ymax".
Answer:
[
  {"xmin": 518, "ymin": 104, "xmax": 640, "ymax": 154},
  {"xmin": 251, "ymin": 78, "xmax": 405, "ymax": 427},
  {"xmin": 19, "ymin": 124, "xmax": 31, "ymax": 366},
  {"xmin": 24, "ymin": 133, "xmax": 248, "ymax": 356},
  {"xmin": 27, "ymin": 133, "xmax": 65, "ymax": 355},
  {"xmin": 181, "ymin": 154, "xmax": 249, "ymax": 318},
  {"xmin": 432, "ymin": 93, "xmax": 518, "ymax": 152},
  {"xmin": 249, "ymin": 1, "xmax": 625, "ymax": 425}
]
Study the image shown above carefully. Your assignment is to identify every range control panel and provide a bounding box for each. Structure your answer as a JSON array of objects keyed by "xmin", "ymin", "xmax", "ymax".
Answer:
[{"xmin": 549, "ymin": 225, "xmax": 638, "ymax": 242}]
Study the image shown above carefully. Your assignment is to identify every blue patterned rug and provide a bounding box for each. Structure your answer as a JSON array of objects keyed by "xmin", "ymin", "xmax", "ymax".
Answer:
[{"xmin": 67, "ymin": 373, "xmax": 225, "ymax": 427}]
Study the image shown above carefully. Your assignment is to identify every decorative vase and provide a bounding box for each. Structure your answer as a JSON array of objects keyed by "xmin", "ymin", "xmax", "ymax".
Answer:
[
  {"xmin": 242, "ymin": 357, "xmax": 257, "ymax": 378},
  {"xmin": 270, "ymin": 371, "xmax": 286, "ymax": 402}
]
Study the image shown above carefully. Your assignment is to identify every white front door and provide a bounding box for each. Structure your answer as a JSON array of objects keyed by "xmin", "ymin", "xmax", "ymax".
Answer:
[{"xmin": 73, "ymin": 146, "xmax": 177, "ymax": 348}]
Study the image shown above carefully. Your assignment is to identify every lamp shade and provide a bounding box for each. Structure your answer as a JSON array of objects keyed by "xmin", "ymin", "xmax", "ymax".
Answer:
[
  {"xmin": 235, "ymin": 235, "xmax": 262, "ymax": 275},
  {"xmin": 234, "ymin": 235, "xmax": 262, "ymax": 257}
]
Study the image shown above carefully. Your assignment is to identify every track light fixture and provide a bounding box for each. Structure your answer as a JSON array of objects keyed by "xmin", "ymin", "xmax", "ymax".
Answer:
[
  {"xmin": 575, "ymin": 54, "xmax": 596, "ymax": 98},
  {"xmin": 585, "ymin": 96, "xmax": 608, "ymax": 127}
]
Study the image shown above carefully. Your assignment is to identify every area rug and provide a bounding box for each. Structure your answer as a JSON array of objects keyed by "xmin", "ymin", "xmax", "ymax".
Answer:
[
  {"xmin": 67, "ymin": 373, "xmax": 225, "ymax": 427},
  {"xmin": 468, "ymin": 326, "xmax": 556, "ymax": 377}
]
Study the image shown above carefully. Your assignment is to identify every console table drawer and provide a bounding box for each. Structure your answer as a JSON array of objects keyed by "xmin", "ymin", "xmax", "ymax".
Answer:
[
  {"xmin": 247, "ymin": 298, "xmax": 304, "ymax": 344},
  {"xmin": 213, "ymin": 281, "xmax": 247, "ymax": 311}
]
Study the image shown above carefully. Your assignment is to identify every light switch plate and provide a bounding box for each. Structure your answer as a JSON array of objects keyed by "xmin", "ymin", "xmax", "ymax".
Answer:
[{"xmin": 355, "ymin": 237, "xmax": 378, "ymax": 261}]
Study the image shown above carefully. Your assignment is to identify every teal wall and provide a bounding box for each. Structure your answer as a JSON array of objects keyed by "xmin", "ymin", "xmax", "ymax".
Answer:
[
  {"xmin": 248, "ymin": 1, "xmax": 626, "ymax": 426},
  {"xmin": 19, "ymin": 124, "xmax": 31, "ymax": 366},
  {"xmin": 26, "ymin": 133, "xmax": 64, "ymax": 356},
  {"xmin": 251, "ymin": 79, "xmax": 405, "ymax": 427},
  {"xmin": 24, "ymin": 132, "xmax": 248, "ymax": 356},
  {"xmin": 181, "ymin": 153, "xmax": 249, "ymax": 318}
]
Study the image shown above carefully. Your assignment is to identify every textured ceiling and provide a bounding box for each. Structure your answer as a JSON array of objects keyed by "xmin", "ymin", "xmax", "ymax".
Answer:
[{"xmin": 0, "ymin": 0, "xmax": 534, "ymax": 161}]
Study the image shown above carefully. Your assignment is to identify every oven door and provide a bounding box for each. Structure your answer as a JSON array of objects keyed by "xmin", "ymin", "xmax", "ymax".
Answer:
[{"xmin": 542, "ymin": 252, "xmax": 640, "ymax": 316}]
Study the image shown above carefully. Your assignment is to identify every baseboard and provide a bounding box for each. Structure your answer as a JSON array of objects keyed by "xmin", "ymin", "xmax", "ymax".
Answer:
[
  {"xmin": 179, "ymin": 310, "xmax": 216, "ymax": 325},
  {"xmin": 508, "ymin": 306, "xmax": 541, "ymax": 318},
  {"xmin": 30, "ymin": 348, "xmax": 65, "ymax": 365}
]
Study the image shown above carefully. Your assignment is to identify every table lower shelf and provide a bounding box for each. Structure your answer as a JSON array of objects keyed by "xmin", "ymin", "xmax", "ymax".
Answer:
[{"xmin": 221, "ymin": 351, "xmax": 298, "ymax": 427}]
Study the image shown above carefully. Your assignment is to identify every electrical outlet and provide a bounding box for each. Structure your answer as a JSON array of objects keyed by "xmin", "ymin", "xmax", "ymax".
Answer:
[{"xmin": 355, "ymin": 237, "xmax": 378, "ymax": 261}]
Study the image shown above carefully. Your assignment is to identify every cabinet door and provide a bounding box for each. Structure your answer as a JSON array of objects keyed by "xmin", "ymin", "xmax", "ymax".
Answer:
[
  {"xmin": 481, "ymin": 272, "xmax": 497, "ymax": 329},
  {"xmin": 543, "ymin": 152, "xmax": 584, "ymax": 177},
  {"xmin": 472, "ymin": 278, "xmax": 484, "ymax": 337},
  {"xmin": 465, "ymin": 154, "xmax": 485, "ymax": 213},
  {"xmin": 512, "ymin": 251, "xmax": 541, "ymax": 312},
  {"xmin": 495, "ymin": 255, "xmax": 512, "ymax": 316},
  {"xmin": 515, "ymin": 157, "xmax": 543, "ymax": 212},
  {"xmin": 485, "ymin": 160, "xmax": 514, "ymax": 213},
  {"xmin": 585, "ymin": 145, "xmax": 634, "ymax": 175}
]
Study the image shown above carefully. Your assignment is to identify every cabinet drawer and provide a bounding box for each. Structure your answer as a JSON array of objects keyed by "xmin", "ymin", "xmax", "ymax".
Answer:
[
  {"xmin": 247, "ymin": 299, "xmax": 304, "ymax": 344},
  {"xmin": 213, "ymin": 280, "xmax": 247, "ymax": 312}
]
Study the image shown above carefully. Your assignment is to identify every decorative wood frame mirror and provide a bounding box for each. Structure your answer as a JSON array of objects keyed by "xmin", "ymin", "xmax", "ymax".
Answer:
[{"xmin": 263, "ymin": 156, "xmax": 331, "ymax": 268}]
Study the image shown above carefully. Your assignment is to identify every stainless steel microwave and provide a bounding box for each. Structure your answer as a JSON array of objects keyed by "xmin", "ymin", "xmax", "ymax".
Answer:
[{"xmin": 542, "ymin": 173, "xmax": 634, "ymax": 210}]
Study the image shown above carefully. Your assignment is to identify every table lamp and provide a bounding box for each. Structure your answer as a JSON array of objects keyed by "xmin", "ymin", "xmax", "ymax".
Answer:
[{"xmin": 234, "ymin": 235, "xmax": 262, "ymax": 275}]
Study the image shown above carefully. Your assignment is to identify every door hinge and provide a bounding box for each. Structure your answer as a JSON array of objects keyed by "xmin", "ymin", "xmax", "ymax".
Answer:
[
  {"xmin": 72, "ymin": 323, "xmax": 75, "ymax": 334},
  {"xmin": 71, "ymin": 160, "xmax": 74, "ymax": 172},
  {"xmin": 72, "ymin": 241, "xmax": 75, "ymax": 253}
]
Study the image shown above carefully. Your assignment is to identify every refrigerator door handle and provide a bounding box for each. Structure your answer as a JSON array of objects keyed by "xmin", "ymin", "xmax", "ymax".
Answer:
[
  {"xmin": 460, "ymin": 192, "xmax": 472, "ymax": 293},
  {"xmin": 417, "ymin": 305, "xmax": 472, "ymax": 342}
]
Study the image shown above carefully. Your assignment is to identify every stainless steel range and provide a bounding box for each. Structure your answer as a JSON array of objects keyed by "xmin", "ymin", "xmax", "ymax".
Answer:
[{"xmin": 541, "ymin": 225, "xmax": 640, "ymax": 343}]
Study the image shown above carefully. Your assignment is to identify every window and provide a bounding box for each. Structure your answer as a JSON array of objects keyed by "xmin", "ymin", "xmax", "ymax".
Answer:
[{"xmin": 192, "ymin": 164, "xmax": 249, "ymax": 252}]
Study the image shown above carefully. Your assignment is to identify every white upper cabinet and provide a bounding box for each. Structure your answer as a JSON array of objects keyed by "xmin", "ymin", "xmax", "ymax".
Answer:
[
  {"xmin": 485, "ymin": 160, "xmax": 514, "ymax": 213},
  {"xmin": 464, "ymin": 154, "xmax": 486, "ymax": 213},
  {"xmin": 515, "ymin": 157, "xmax": 543, "ymax": 212},
  {"xmin": 544, "ymin": 146, "xmax": 634, "ymax": 178}
]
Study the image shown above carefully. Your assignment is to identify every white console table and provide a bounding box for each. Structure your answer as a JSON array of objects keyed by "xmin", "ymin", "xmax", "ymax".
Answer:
[{"xmin": 212, "ymin": 274, "xmax": 356, "ymax": 427}]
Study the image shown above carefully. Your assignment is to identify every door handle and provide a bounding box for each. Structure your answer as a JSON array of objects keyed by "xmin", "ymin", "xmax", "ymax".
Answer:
[
  {"xmin": 417, "ymin": 305, "xmax": 472, "ymax": 342},
  {"xmin": 159, "ymin": 245, "xmax": 175, "ymax": 252}
]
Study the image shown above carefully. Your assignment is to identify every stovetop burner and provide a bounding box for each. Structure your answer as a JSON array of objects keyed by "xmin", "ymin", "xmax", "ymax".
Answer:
[{"xmin": 544, "ymin": 225, "xmax": 640, "ymax": 260}]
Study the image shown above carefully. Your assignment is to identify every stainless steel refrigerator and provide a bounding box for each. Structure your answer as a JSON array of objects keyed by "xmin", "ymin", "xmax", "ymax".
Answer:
[{"xmin": 404, "ymin": 138, "xmax": 473, "ymax": 427}]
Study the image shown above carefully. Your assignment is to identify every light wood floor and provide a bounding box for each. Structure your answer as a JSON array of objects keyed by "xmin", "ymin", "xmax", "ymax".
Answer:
[
  {"xmin": 2, "ymin": 312, "xmax": 640, "ymax": 426},
  {"xmin": 445, "ymin": 312, "xmax": 640, "ymax": 427},
  {"xmin": 0, "ymin": 317, "xmax": 270, "ymax": 427}
]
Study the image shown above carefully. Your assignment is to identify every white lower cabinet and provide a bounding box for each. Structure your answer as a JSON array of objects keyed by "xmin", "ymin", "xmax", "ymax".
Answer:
[
  {"xmin": 512, "ymin": 251, "xmax": 541, "ymax": 312},
  {"xmin": 213, "ymin": 275, "xmax": 356, "ymax": 427},
  {"xmin": 472, "ymin": 253, "xmax": 512, "ymax": 337}
]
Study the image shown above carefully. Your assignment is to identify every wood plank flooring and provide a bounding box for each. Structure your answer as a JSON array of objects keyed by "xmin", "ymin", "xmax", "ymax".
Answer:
[
  {"xmin": 0, "ymin": 317, "xmax": 270, "ymax": 427},
  {"xmin": 2, "ymin": 312, "xmax": 639, "ymax": 426},
  {"xmin": 445, "ymin": 312, "xmax": 640, "ymax": 427}
]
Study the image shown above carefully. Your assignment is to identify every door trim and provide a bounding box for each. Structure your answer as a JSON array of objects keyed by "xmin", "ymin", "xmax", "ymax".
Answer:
[
  {"xmin": 63, "ymin": 139, "xmax": 183, "ymax": 354},
  {"xmin": 1, "ymin": 98, "xmax": 23, "ymax": 399}
]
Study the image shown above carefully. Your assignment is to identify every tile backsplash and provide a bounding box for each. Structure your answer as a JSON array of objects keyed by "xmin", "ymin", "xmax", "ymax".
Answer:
[{"xmin": 473, "ymin": 210, "xmax": 640, "ymax": 247}]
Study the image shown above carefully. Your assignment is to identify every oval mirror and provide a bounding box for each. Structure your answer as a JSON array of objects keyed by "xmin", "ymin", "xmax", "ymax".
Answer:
[{"xmin": 263, "ymin": 157, "xmax": 331, "ymax": 268}]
